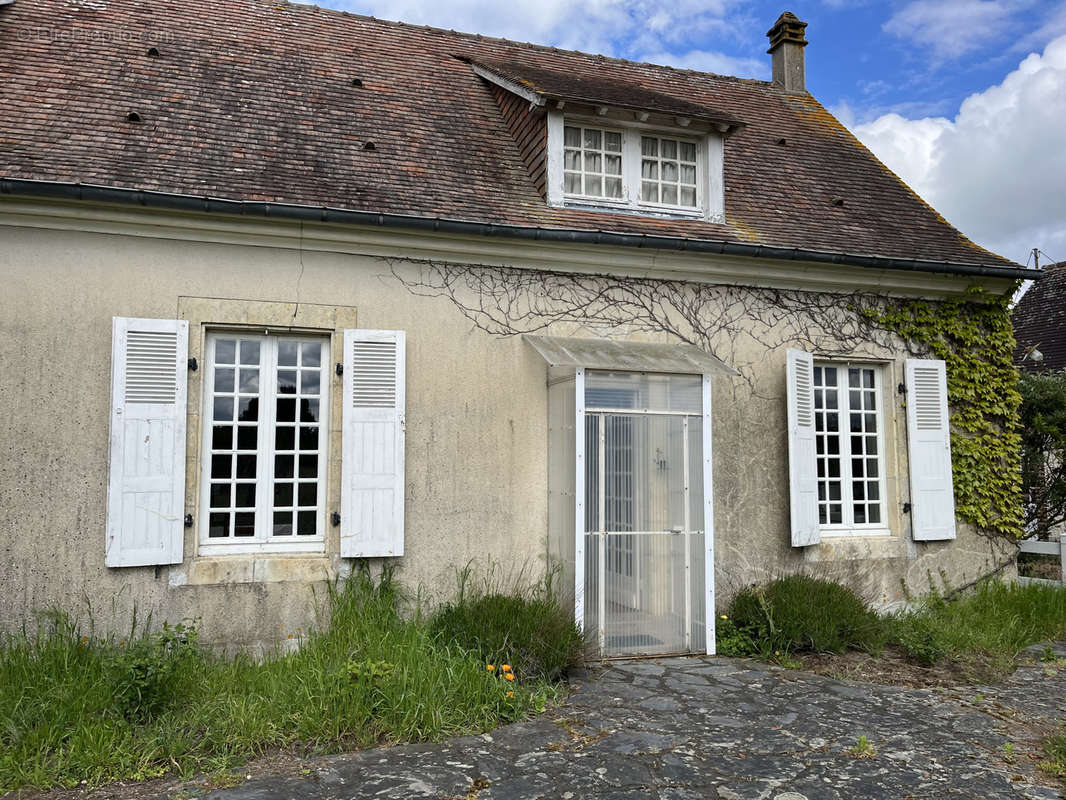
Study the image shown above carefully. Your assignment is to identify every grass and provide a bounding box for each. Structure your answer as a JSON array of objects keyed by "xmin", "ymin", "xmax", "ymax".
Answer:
[
  {"xmin": 1041, "ymin": 730, "xmax": 1066, "ymax": 785},
  {"xmin": 718, "ymin": 576, "xmax": 1066, "ymax": 678},
  {"xmin": 0, "ymin": 567, "xmax": 575, "ymax": 791}
]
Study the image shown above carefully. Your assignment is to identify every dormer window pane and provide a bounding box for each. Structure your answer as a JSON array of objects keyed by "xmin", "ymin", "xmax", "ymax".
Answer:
[
  {"xmin": 564, "ymin": 124, "xmax": 625, "ymax": 201},
  {"xmin": 640, "ymin": 135, "xmax": 699, "ymax": 209}
]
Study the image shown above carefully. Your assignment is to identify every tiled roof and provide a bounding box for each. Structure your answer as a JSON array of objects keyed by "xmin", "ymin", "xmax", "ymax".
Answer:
[
  {"xmin": 0, "ymin": 0, "xmax": 1019, "ymax": 269},
  {"xmin": 1013, "ymin": 265, "xmax": 1066, "ymax": 372}
]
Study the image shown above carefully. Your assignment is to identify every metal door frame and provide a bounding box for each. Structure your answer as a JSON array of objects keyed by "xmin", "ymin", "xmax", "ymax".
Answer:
[{"xmin": 574, "ymin": 368, "xmax": 717, "ymax": 655}]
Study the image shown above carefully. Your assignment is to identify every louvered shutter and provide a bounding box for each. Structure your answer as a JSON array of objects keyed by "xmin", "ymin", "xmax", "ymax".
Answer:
[
  {"xmin": 106, "ymin": 317, "xmax": 189, "ymax": 567},
  {"xmin": 340, "ymin": 330, "xmax": 406, "ymax": 558},
  {"xmin": 905, "ymin": 359, "xmax": 956, "ymax": 541},
  {"xmin": 787, "ymin": 349, "xmax": 820, "ymax": 546}
]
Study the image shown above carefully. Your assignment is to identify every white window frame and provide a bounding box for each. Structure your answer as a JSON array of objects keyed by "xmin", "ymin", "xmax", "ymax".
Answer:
[
  {"xmin": 814, "ymin": 361, "xmax": 889, "ymax": 537},
  {"xmin": 547, "ymin": 110, "xmax": 725, "ymax": 223},
  {"xmin": 198, "ymin": 330, "xmax": 331, "ymax": 555}
]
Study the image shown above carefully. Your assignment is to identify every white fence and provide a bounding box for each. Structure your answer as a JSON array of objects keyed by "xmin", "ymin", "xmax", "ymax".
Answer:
[{"xmin": 1017, "ymin": 533, "xmax": 1066, "ymax": 585}]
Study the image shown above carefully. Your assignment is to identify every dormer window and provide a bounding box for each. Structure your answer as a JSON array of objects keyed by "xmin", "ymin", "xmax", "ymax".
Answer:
[
  {"xmin": 549, "ymin": 112, "xmax": 726, "ymax": 222},
  {"xmin": 466, "ymin": 58, "xmax": 740, "ymax": 224}
]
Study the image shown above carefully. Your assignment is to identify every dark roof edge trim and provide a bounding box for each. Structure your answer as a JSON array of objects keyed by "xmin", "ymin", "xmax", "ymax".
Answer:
[{"xmin": 0, "ymin": 178, "xmax": 1037, "ymax": 281}]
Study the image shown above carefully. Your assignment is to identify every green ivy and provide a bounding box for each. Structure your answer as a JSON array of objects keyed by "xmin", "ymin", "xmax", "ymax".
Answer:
[{"xmin": 861, "ymin": 285, "xmax": 1023, "ymax": 539}]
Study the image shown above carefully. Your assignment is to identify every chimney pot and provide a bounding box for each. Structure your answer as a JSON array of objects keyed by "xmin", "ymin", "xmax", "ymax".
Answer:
[{"xmin": 767, "ymin": 11, "xmax": 808, "ymax": 94}]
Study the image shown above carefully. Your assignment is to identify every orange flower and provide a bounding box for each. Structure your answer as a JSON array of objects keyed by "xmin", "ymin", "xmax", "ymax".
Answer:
[
  {"xmin": 504, "ymin": 673, "xmax": 515, "ymax": 682},
  {"xmin": 506, "ymin": 691, "xmax": 514, "ymax": 698},
  {"xmin": 501, "ymin": 664, "xmax": 512, "ymax": 672},
  {"xmin": 486, "ymin": 664, "xmax": 495, "ymax": 672}
]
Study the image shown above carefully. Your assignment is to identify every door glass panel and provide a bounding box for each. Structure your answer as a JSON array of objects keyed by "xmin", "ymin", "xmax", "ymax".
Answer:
[{"xmin": 585, "ymin": 371, "xmax": 701, "ymax": 414}]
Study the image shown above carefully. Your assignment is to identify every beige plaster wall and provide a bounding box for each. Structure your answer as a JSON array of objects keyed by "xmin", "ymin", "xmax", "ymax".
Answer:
[{"xmin": 0, "ymin": 219, "xmax": 1014, "ymax": 649}]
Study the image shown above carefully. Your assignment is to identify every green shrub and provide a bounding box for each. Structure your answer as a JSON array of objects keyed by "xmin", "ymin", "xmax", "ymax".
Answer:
[
  {"xmin": 106, "ymin": 620, "xmax": 203, "ymax": 719},
  {"xmin": 725, "ymin": 575, "xmax": 885, "ymax": 656},
  {"xmin": 429, "ymin": 574, "xmax": 583, "ymax": 682},
  {"xmin": 892, "ymin": 616, "xmax": 949, "ymax": 666}
]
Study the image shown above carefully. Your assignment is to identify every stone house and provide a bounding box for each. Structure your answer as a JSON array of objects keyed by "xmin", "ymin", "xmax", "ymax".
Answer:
[{"xmin": 0, "ymin": 1, "xmax": 1032, "ymax": 656}]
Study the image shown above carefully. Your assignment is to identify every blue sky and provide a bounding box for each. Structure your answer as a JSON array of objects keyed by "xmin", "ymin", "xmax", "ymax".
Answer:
[{"xmin": 312, "ymin": 0, "xmax": 1066, "ymax": 266}]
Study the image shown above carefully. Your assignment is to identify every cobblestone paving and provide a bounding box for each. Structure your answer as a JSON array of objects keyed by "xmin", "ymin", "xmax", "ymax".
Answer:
[{"xmin": 203, "ymin": 644, "xmax": 1066, "ymax": 800}]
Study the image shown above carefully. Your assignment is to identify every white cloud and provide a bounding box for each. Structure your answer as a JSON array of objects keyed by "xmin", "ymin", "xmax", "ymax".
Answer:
[
  {"xmin": 317, "ymin": 0, "xmax": 757, "ymax": 68},
  {"xmin": 883, "ymin": 0, "xmax": 1017, "ymax": 60},
  {"xmin": 851, "ymin": 34, "xmax": 1066, "ymax": 264}
]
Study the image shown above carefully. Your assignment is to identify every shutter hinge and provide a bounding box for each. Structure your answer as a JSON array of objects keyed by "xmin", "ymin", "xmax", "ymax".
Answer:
[
  {"xmin": 188, "ymin": 357, "xmax": 198, "ymax": 371},
  {"xmin": 184, "ymin": 513, "xmax": 193, "ymax": 527},
  {"xmin": 335, "ymin": 362, "xmax": 343, "ymax": 376},
  {"xmin": 331, "ymin": 511, "xmax": 341, "ymax": 527},
  {"xmin": 897, "ymin": 382, "xmax": 906, "ymax": 395},
  {"xmin": 902, "ymin": 502, "xmax": 912, "ymax": 514}
]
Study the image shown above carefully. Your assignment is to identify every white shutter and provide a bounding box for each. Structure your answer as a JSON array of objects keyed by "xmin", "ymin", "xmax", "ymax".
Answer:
[
  {"xmin": 786, "ymin": 349, "xmax": 820, "ymax": 547},
  {"xmin": 905, "ymin": 359, "xmax": 956, "ymax": 541},
  {"xmin": 106, "ymin": 317, "xmax": 188, "ymax": 567},
  {"xmin": 341, "ymin": 330, "xmax": 406, "ymax": 558}
]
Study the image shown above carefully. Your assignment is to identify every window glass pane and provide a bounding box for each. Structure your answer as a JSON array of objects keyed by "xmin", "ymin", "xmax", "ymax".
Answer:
[
  {"xmin": 236, "ymin": 454, "xmax": 256, "ymax": 479},
  {"xmin": 212, "ymin": 426, "xmax": 233, "ymax": 450},
  {"xmin": 239, "ymin": 368, "xmax": 259, "ymax": 393},
  {"xmin": 299, "ymin": 453, "xmax": 319, "ymax": 478},
  {"xmin": 583, "ymin": 128, "xmax": 601, "ymax": 149},
  {"xmin": 605, "ymin": 154, "xmax": 622, "ymax": 175},
  {"xmin": 237, "ymin": 425, "xmax": 257, "ymax": 449},
  {"xmin": 215, "ymin": 339, "xmax": 236, "ymax": 364},
  {"xmin": 680, "ymin": 187, "xmax": 697, "ymax": 207},
  {"xmin": 211, "ymin": 454, "xmax": 232, "ymax": 479},
  {"xmin": 585, "ymin": 175, "xmax": 602, "ymax": 196},
  {"xmin": 210, "ymin": 483, "xmax": 231, "ymax": 508},
  {"xmin": 275, "ymin": 454, "xmax": 294, "ymax": 479},
  {"xmin": 278, "ymin": 340, "xmax": 298, "ymax": 366},
  {"xmin": 297, "ymin": 511, "xmax": 317, "ymax": 536},
  {"xmin": 641, "ymin": 182, "xmax": 658, "ymax": 202},
  {"xmin": 662, "ymin": 185, "xmax": 678, "ymax": 205},
  {"xmin": 662, "ymin": 139, "xmax": 677, "ymax": 159},
  {"xmin": 235, "ymin": 483, "xmax": 256, "ymax": 508},
  {"xmin": 238, "ymin": 397, "xmax": 258, "ymax": 422},
  {"xmin": 239, "ymin": 340, "xmax": 260, "ymax": 366},
  {"xmin": 273, "ymin": 511, "xmax": 293, "ymax": 536},
  {"xmin": 277, "ymin": 370, "xmax": 297, "ymax": 394},
  {"xmin": 605, "ymin": 177, "xmax": 623, "ymax": 199},
  {"xmin": 564, "ymin": 126, "xmax": 581, "ymax": 147},
  {"xmin": 215, "ymin": 368, "xmax": 235, "ymax": 393},
  {"xmin": 209, "ymin": 512, "xmax": 230, "ymax": 538},
  {"xmin": 274, "ymin": 482, "xmax": 293, "ymax": 507},
  {"xmin": 680, "ymin": 164, "xmax": 696, "ymax": 184},
  {"xmin": 301, "ymin": 370, "xmax": 320, "ymax": 395},
  {"xmin": 213, "ymin": 397, "xmax": 234, "ymax": 422},
  {"xmin": 564, "ymin": 150, "xmax": 580, "ymax": 170},
  {"xmin": 584, "ymin": 152, "xmax": 601, "ymax": 173},
  {"xmin": 277, "ymin": 398, "xmax": 296, "ymax": 422},
  {"xmin": 641, "ymin": 136, "xmax": 657, "ymax": 156},
  {"xmin": 299, "ymin": 426, "xmax": 319, "ymax": 451},
  {"xmin": 564, "ymin": 172, "xmax": 581, "ymax": 194},
  {"xmin": 585, "ymin": 371, "xmax": 702, "ymax": 414},
  {"xmin": 298, "ymin": 482, "xmax": 318, "ymax": 506},
  {"xmin": 276, "ymin": 426, "xmax": 295, "ymax": 450},
  {"xmin": 662, "ymin": 162, "xmax": 678, "ymax": 183},
  {"xmin": 642, "ymin": 160, "xmax": 658, "ymax": 179},
  {"xmin": 301, "ymin": 342, "xmax": 321, "ymax": 367},
  {"xmin": 679, "ymin": 141, "xmax": 696, "ymax": 161},
  {"xmin": 868, "ymin": 505, "xmax": 881, "ymax": 524},
  {"xmin": 234, "ymin": 512, "xmax": 256, "ymax": 537},
  {"xmin": 604, "ymin": 131, "xmax": 622, "ymax": 152},
  {"xmin": 301, "ymin": 399, "xmax": 320, "ymax": 423}
]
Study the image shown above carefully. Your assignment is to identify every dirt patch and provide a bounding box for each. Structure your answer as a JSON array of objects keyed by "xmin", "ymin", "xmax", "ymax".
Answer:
[{"xmin": 793, "ymin": 646, "xmax": 1006, "ymax": 689}]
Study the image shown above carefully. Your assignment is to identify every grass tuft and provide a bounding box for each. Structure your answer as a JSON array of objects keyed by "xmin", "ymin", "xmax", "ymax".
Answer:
[{"xmin": 0, "ymin": 566, "xmax": 568, "ymax": 791}]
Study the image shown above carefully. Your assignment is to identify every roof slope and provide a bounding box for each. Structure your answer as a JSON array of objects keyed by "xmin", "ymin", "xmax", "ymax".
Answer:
[
  {"xmin": 0, "ymin": 0, "xmax": 1019, "ymax": 269},
  {"xmin": 1013, "ymin": 265, "xmax": 1066, "ymax": 371}
]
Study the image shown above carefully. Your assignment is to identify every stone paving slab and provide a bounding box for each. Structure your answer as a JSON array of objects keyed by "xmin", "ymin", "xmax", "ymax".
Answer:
[{"xmin": 197, "ymin": 647, "xmax": 1066, "ymax": 800}]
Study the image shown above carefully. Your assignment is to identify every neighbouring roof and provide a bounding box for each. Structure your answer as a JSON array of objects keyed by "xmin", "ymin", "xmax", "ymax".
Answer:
[
  {"xmin": 524, "ymin": 335, "xmax": 739, "ymax": 376},
  {"xmin": 1013, "ymin": 264, "xmax": 1066, "ymax": 372},
  {"xmin": 0, "ymin": 0, "xmax": 1023, "ymax": 273}
]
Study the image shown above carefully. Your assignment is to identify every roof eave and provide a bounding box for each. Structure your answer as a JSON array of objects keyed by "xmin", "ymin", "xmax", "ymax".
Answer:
[{"xmin": 0, "ymin": 178, "xmax": 1036, "ymax": 281}]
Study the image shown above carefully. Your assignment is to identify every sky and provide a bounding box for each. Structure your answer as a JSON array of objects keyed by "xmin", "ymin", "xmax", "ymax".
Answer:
[{"xmin": 311, "ymin": 0, "xmax": 1066, "ymax": 267}]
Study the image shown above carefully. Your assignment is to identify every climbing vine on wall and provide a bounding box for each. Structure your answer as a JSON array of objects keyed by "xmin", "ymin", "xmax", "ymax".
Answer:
[
  {"xmin": 861, "ymin": 285, "xmax": 1024, "ymax": 540},
  {"xmin": 392, "ymin": 258, "xmax": 1024, "ymax": 540}
]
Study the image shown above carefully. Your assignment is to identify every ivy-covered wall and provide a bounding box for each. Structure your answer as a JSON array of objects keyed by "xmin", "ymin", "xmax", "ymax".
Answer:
[{"xmin": 864, "ymin": 286, "xmax": 1024, "ymax": 540}]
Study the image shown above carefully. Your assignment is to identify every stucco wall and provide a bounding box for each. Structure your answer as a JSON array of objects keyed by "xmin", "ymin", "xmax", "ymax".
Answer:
[{"xmin": 0, "ymin": 214, "xmax": 1015, "ymax": 649}]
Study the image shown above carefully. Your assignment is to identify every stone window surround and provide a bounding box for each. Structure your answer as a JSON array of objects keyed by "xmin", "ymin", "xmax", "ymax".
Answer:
[{"xmin": 170, "ymin": 297, "xmax": 357, "ymax": 587}]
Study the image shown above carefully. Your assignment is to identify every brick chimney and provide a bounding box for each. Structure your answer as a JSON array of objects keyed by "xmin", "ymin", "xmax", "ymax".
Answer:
[{"xmin": 767, "ymin": 11, "xmax": 808, "ymax": 94}]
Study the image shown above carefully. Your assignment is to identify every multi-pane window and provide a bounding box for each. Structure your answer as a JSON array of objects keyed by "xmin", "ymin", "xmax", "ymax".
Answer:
[
  {"xmin": 563, "ymin": 125, "xmax": 623, "ymax": 200},
  {"xmin": 813, "ymin": 364, "xmax": 885, "ymax": 529},
  {"xmin": 640, "ymin": 136, "xmax": 698, "ymax": 208},
  {"xmin": 201, "ymin": 333, "xmax": 329, "ymax": 551}
]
